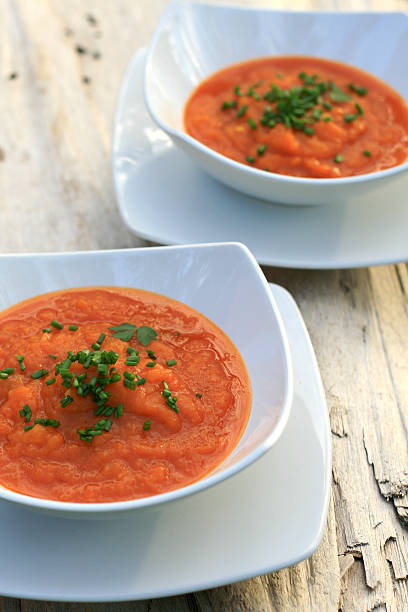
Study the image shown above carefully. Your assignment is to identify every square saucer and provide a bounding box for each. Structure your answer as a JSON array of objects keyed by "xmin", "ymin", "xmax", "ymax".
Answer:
[
  {"xmin": 113, "ymin": 48, "xmax": 408, "ymax": 269},
  {"xmin": 0, "ymin": 284, "xmax": 330, "ymax": 601}
]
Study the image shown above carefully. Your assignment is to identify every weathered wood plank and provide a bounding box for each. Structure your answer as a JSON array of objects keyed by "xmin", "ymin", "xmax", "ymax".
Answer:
[{"xmin": 270, "ymin": 265, "xmax": 408, "ymax": 611}]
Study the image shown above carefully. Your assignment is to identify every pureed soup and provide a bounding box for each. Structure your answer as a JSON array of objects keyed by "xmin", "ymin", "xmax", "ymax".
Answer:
[
  {"xmin": 0, "ymin": 287, "xmax": 251, "ymax": 503},
  {"xmin": 184, "ymin": 56, "xmax": 408, "ymax": 179}
]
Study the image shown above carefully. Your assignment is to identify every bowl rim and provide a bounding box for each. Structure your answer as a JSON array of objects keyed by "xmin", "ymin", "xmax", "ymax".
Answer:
[
  {"xmin": 144, "ymin": 0, "xmax": 408, "ymax": 187},
  {"xmin": 0, "ymin": 242, "xmax": 293, "ymax": 515}
]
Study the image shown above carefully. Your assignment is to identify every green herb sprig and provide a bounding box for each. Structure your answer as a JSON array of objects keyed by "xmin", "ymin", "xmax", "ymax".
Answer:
[{"xmin": 109, "ymin": 323, "xmax": 157, "ymax": 347}]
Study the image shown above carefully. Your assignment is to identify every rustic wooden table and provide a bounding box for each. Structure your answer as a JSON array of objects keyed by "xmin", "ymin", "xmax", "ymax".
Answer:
[{"xmin": 1, "ymin": 0, "xmax": 408, "ymax": 610}]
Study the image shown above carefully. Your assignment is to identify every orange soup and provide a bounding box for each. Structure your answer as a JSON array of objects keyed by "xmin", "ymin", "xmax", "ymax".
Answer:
[
  {"xmin": 184, "ymin": 56, "xmax": 408, "ymax": 178},
  {"xmin": 0, "ymin": 287, "xmax": 251, "ymax": 503}
]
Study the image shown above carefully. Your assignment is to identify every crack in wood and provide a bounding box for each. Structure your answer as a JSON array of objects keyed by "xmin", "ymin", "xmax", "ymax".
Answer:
[
  {"xmin": 384, "ymin": 537, "xmax": 408, "ymax": 581},
  {"xmin": 328, "ymin": 391, "xmax": 349, "ymax": 438},
  {"xmin": 331, "ymin": 429, "xmax": 348, "ymax": 438},
  {"xmin": 363, "ymin": 428, "xmax": 408, "ymax": 509},
  {"xmin": 394, "ymin": 264, "xmax": 407, "ymax": 298},
  {"xmin": 339, "ymin": 553, "xmax": 355, "ymax": 578},
  {"xmin": 370, "ymin": 292, "xmax": 408, "ymax": 444},
  {"xmin": 394, "ymin": 497, "xmax": 408, "ymax": 526},
  {"xmin": 186, "ymin": 592, "xmax": 201, "ymax": 612},
  {"xmin": 345, "ymin": 546, "xmax": 367, "ymax": 554},
  {"xmin": 368, "ymin": 601, "xmax": 387, "ymax": 611},
  {"xmin": 338, "ymin": 270, "xmax": 357, "ymax": 308}
]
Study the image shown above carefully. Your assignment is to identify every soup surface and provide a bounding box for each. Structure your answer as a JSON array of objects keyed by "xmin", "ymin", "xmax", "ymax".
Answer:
[
  {"xmin": 0, "ymin": 287, "xmax": 251, "ymax": 503},
  {"xmin": 184, "ymin": 56, "xmax": 408, "ymax": 178}
]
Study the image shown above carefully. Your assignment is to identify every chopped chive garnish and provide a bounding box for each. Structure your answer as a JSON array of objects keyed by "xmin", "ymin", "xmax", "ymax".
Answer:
[
  {"xmin": 126, "ymin": 347, "xmax": 138, "ymax": 355},
  {"xmin": 60, "ymin": 395, "xmax": 73, "ymax": 407},
  {"xmin": 162, "ymin": 381, "xmax": 179, "ymax": 413},
  {"xmin": 34, "ymin": 418, "xmax": 60, "ymax": 428},
  {"xmin": 166, "ymin": 397, "xmax": 179, "ymax": 413},
  {"xmin": 363, "ymin": 150, "xmax": 372, "ymax": 157},
  {"xmin": 42, "ymin": 327, "xmax": 52, "ymax": 333},
  {"xmin": 125, "ymin": 356, "xmax": 140, "ymax": 366},
  {"xmin": 355, "ymin": 103, "xmax": 363, "ymax": 115},
  {"xmin": 123, "ymin": 378, "xmax": 137, "ymax": 390},
  {"xmin": 312, "ymin": 108, "xmax": 323, "ymax": 121},
  {"xmin": 10, "ymin": 319, "xmax": 167, "ymax": 443},
  {"xmin": 349, "ymin": 83, "xmax": 368, "ymax": 96},
  {"xmin": 114, "ymin": 403, "xmax": 123, "ymax": 418},
  {"xmin": 0, "ymin": 373, "xmax": 8, "ymax": 380},
  {"xmin": 237, "ymin": 105, "xmax": 248, "ymax": 118},
  {"xmin": 344, "ymin": 113, "xmax": 357, "ymax": 123},
  {"xmin": 143, "ymin": 420, "xmax": 151, "ymax": 431},
  {"xmin": 97, "ymin": 363, "xmax": 109, "ymax": 375},
  {"xmin": 77, "ymin": 418, "xmax": 112, "ymax": 442},
  {"xmin": 19, "ymin": 404, "xmax": 32, "ymax": 423},
  {"xmin": 196, "ymin": 393, "xmax": 203, "ymax": 399},
  {"xmin": 50, "ymin": 320, "xmax": 64, "ymax": 330},
  {"xmin": 334, "ymin": 154, "xmax": 343, "ymax": 163},
  {"xmin": 16, "ymin": 355, "xmax": 26, "ymax": 371},
  {"xmin": 30, "ymin": 368, "xmax": 49, "ymax": 379},
  {"xmin": 257, "ymin": 144, "xmax": 267, "ymax": 156},
  {"xmin": 225, "ymin": 72, "xmax": 370, "ymax": 140},
  {"xmin": 246, "ymin": 155, "xmax": 255, "ymax": 164},
  {"xmin": 221, "ymin": 100, "xmax": 237, "ymax": 110},
  {"xmin": 1, "ymin": 368, "xmax": 14, "ymax": 375},
  {"xmin": 166, "ymin": 359, "xmax": 177, "ymax": 367}
]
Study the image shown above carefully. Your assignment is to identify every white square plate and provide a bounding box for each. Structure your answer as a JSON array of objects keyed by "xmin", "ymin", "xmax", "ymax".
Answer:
[
  {"xmin": 113, "ymin": 37, "xmax": 408, "ymax": 267},
  {"xmin": 0, "ymin": 283, "xmax": 330, "ymax": 601}
]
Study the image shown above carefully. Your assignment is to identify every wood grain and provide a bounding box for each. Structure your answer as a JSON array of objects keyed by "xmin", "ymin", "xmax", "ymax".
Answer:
[{"xmin": 1, "ymin": 0, "xmax": 408, "ymax": 610}]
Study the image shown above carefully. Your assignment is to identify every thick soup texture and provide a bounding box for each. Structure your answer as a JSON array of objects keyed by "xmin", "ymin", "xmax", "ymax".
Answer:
[
  {"xmin": 184, "ymin": 56, "xmax": 408, "ymax": 178},
  {"xmin": 0, "ymin": 288, "xmax": 251, "ymax": 503}
]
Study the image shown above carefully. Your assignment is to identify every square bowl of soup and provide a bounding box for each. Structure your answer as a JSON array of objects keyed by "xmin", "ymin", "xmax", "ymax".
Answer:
[
  {"xmin": 144, "ymin": 1, "xmax": 408, "ymax": 205},
  {"xmin": 0, "ymin": 243, "xmax": 292, "ymax": 518}
]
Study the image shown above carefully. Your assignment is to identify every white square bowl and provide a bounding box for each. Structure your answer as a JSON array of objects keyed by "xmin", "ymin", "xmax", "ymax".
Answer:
[
  {"xmin": 0, "ymin": 243, "xmax": 292, "ymax": 518},
  {"xmin": 144, "ymin": 2, "xmax": 408, "ymax": 205}
]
